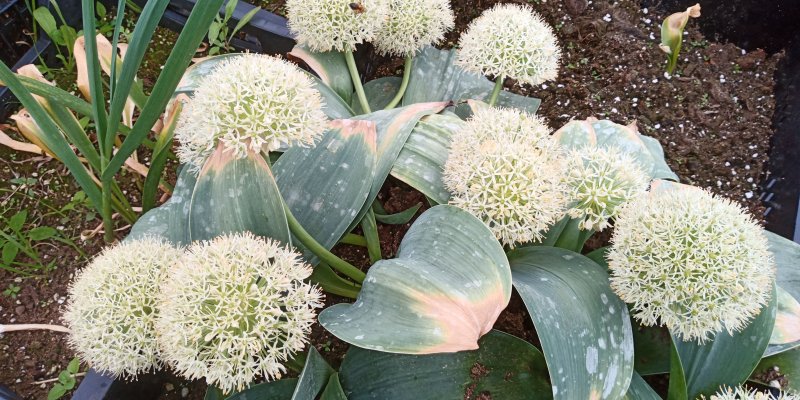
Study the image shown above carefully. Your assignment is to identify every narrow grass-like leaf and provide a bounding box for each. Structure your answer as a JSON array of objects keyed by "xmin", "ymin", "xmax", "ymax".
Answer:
[
  {"xmin": 189, "ymin": 144, "xmax": 290, "ymax": 244},
  {"xmin": 0, "ymin": 63, "xmax": 102, "ymax": 211},
  {"xmin": 361, "ymin": 209, "xmax": 382, "ymax": 263},
  {"xmin": 338, "ymin": 330, "xmax": 552, "ymax": 400},
  {"xmin": 290, "ymin": 347, "xmax": 334, "ymax": 400},
  {"xmin": 273, "ymin": 119, "xmax": 377, "ymax": 263},
  {"xmin": 320, "ymin": 205, "xmax": 511, "ymax": 354},
  {"xmin": 104, "ymin": 0, "xmax": 226, "ymax": 181},
  {"xmin": 142, "ymin": 98, "xmax": 182, "ymax": 213},
  {"xmin": 288, "ymin": 45, "xmax": 354, "ymax": 105},
  {"xmin": 79, "ymin": 0, "xmax": 108, "ymax": 146},
  {"xmin": 508, "ymin": 246, "xmax": 635, "ymax": 400},
  {"xmin": 390, "ymin": 113, "xmax": 464, "ymax": 204},
  {"xmin": 374, "ymin": 202, "xmax": 422, "ymax": 225},
  {"xmin": 673, "ymin": 285, "xmax": 777, "ymax": 399},
  {"xmin": 0, "ymin": 75, "xmax": 92, "ymax": 116},
  {"xmin": 624, "ymin": 373, "xmax": 662, "ymax": 400},
  {"xmin": 402, "ymin": 46, "xmax": 541, "ymax": 118}
]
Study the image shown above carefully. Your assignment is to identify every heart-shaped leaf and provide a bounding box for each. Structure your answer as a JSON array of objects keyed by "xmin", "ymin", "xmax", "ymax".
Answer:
[
  {"xmin": 338, "ymin": 330, "xmax": 552, "ymax": 400},
  {"xmin": 390, "ymin": 112, "xmax": 465, "ymax": 204},
  {"xmin": 508, "ymin": 246, "xmax": 635, "ymax": 400},
  {"xmin": 319, "ymin": 205, "xmax": 511, "ymax": 354},
  {"xmin": 274, "ymin": 119, "xmax": 377, "ymax": 263},
  {"xmin": 188, "ymin": 143, "xmax": 290, "ymax": 244},
  {"xmin": 671, "ymin": 285, "xmax": 777, "ymax": 399},
  {"xmin": 402, "ymin": 46, "xmax": 541, "ymax": 118}
]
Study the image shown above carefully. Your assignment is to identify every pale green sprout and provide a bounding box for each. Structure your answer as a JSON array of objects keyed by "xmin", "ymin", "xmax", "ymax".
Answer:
[
  {"xmin": 175, "ymin": 54, "xmax": 327, "ymax": 173},
  {"xmin": 156, "ymin": 232, "xmax": 324, "ymax": 394},
  {"xmin": 608, "ymin": 183, "xmax": 775, "ymax": 343},
  {"xmin": 660, "ymin": 3, "xmax": 701, "ymax": 74},
  {"xmin": 456, "ymin": 3, "xmax": 561, "ymax": 106},
  {"xmin": 63, "ymin": 238, "xmax": 181, "ymax": 379},
  {"xmin": 443, "ymin": 105, "xmax": 569, "ymax": 247},
  {"xmin": 706, "ymin": 385, "xmax": 799, "ymax": 400}
]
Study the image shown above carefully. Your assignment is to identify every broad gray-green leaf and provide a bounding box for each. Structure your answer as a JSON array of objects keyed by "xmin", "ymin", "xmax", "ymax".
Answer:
[
  {"xmin": 508, "ymin": 246, "xmax": 635, "ymax": 400},
  {"xmin": 188, "ymin": 144, "xmax": 290, "ymax": 244},
  {"xmin": 310, "ymin": 75, "xmax": 356, "ymax": 119},
  {"xmin": 291, "ymin": 347, "xmax": 334, "ymax": 400},
  {"xmin": 633, "ymin": 324, "xmax": 671, "ymax": 376},
  {"xmin": 752, "ymin": 345, "xmax": 800, "ymax": 393},
  {"xmin": 390, "ymin": 113, "xmax": 464, "ymax": 204},
  {"xmin": 339, "ymin": 330, "xmax": 552, "ymax": 400},
  {"xmin": 772, "ymin": 286, "xmax": 800, "ymax": 345},
  {"xmin": 347, "ymin": 102, "xmax": 447, "ymax": 232},
  {"xmin": 766, "ymin": 231, "xmax": 800, "ymax": 302},
  {"xmin": 128, "ymin": 166, "xmax": 196, "ymax": 245},
  {"xmin": 319, "ymin": 205, "xmax": 511, "ymax": 354},
  {"xmin": 402, "ymin": 46, "xmax": 541, "ymax": 118},
  {"xmin": 353, "ymin": 77, "xmax": 402, "ymax": 114},
  {"xmin": 274, "ymin": 119, "xmax": 377, "ymax": 263},
  {"xmin": 624, "ymin": 373, "xmax": 662, "ymax": 400},
  {"xmin": 673, "ymin": 285, "xmax": 777, "ymax": 399},
  {"xmin": 225, "ymin": 378, "xmax": 298, "ymax": 400},
  {"xmin": 288, "ymin": 45, "xmax": 354, "ymax": 105},
  {"xmin": 319, "ymin": 374, "xmax": 348, "ymax": 400},
  {"xmin": 553, "ymin": 118, "xmax": 679, "ymax": 182}
]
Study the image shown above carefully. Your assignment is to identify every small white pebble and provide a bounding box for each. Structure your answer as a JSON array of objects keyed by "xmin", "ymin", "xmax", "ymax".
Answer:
[
  {"xmin": 643, "ymin": 7, "xmax": 648, "ymax": 14},
  {"xmin": 603, "ymin": 14, "xmax": 612, "ymax": 22},
  {"xmin": 745, "ymin": 192, "xmax": 754, "ymax": 199}
]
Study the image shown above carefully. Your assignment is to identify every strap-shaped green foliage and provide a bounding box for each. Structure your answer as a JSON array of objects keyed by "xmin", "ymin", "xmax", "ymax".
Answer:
[
  {"xmin": 508, "ymin": 246, "xmax": 636, "ymax": 400},
  {"xmin": 319, "ymin": 205, "xmax": 511, "ymax": 354}
]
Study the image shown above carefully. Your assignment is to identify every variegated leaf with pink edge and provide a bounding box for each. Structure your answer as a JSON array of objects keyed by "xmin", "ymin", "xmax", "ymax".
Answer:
[{"xmin": 319, "ymin": 205, "xmax": 511, "ymax": 354}]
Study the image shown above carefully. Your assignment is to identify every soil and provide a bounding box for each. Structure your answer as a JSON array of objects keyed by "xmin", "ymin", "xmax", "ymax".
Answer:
[{"xmin": 0, "ymin": 0, "xmax": 784, "ymax": 399}]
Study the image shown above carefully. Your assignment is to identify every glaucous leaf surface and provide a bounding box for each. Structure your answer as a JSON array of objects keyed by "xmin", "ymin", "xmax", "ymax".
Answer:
[
  {"xmin": 623, "ymin": 372, "xmax": 662, "ymax": 400},
  {"xmin": 319, "ymin": 205, "xmax": 511, "ymax": 354},
  {"xmin": 402, "ymin": 46, "xmax": 541, "ymax": 118},
  {"xmin": 288, "ymin": 45, "xmax": 354, "ymax": 105},
  {"xmin": 291, "ymin": 347, "xmax": 334, "ymax": 400},
  {"xmin": 128, "ymin": 166, "xmax": 196, "ymax": 245},
  {"xmin": 338, "ymin": 330, "xmax": 552, "ymax": 400},
  {"xmin": 390, "ymin": 112, "xmax": 465, "ymax": 204},
  {"xmin": 353, "ymin": 77, "xmax": 402, "ymax": 114},
  {"xmin": 188, "ymin": 144, "xmax": 290, "ymax": 244},
  {"xmin": 767, "ymin": 231, "xmax": 800, "ymax": 303},
  {"xmin": 221, "ymin": 378, "xmax": 298, "ymax": 400},
  {"xmin": 274, "ymin": 119, "xmax": 377, "ymax": 262},
  {"xmin": 773, "ymin": 286, "xmax": 800, "ymax": 345},
  {"xmin": 319, "ymin": 374, "xmax": 348, "ymax": 400},
  {"xmin": 553, "ymin": 118, "xmax": 679, "ymax": 181},
  {"xmin": 508, "ymin": 246, "xmax": 635, "ymax": 400},
  {"xmin": 671, "ymin": 285, "xmax": 777, "ymax": 400}
]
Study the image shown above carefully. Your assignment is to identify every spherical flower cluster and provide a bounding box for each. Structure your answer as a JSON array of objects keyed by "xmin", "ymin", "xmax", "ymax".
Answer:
[
  {"xmin": 374, "ymin": 0, "xmax": 455, "ymax": 57},
  {"xmin": 565, "ymin": 146, "xmax": 649, "ymax": 231},
  {"xmin": 608, "ymin": 184, "xmax": 775, "ymax": 343},
  {"xmin": 286, "ymin": 0, "xmax": 390, "ymax": 52},
  {"xmin": 64, "ymin": 238, "xmax": 181, "ymax": 378},
  {"xmin": 707, "ymin": 386, "xmax": 799, "ymax": 400},
  {"xmin": 443, "ymin": 106, "xmax": 569, "ymax": 247},
  {"xmin": 175, "ymin": 54, "xmax": 327, "ymax": 173},
  {"xmin": 456, "ymin": 3, "xmax": 561, "ymax": 86},
  {"xmin": 156, "ymin": 232, "xmax": 324, "ymax": 394}
]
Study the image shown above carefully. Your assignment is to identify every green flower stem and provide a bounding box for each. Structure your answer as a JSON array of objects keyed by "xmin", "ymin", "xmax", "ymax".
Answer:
[
  {"xmin": 361, "ymin": 208, "xmax": 382, "ymax": 263},
  {"xmin": 487, "ymin": 74, "xmax": 505, "ymax": 107},
  {"xmin": 384, "ymin": 56, "xmax": 413, "ymax": 110},
  {"xmin": 552, "ymin": 218, "xmax": 594, "ymax": 253},
  {"xmin": 340, "ymin": 233, "xmax": 368, "ymax": 247},
  {"xmin": 282, "ymin": 200, "xmax": 366, "ymax": 284},
  {"xmin": 344, "ymin": 50, "xmax": 371, "ymax": 114}
]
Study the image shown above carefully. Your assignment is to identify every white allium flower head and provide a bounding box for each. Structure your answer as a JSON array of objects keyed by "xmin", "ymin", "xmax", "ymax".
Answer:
[
  {"xmin": 64, "ymin": 238, "xmax": 181, "ymax": 378},
  {"xmin": 456, "ymin": 3, "xmax": 561, "ymax": 86},
  {"xmin": 374, "ymin": 0, "xmax": 455, "ymax": 57},
  {"xmin": 175, "ymin": 54, "xmax": 327, "ymax": 173},
  {"xmin": 706, "ymin": 385, "xmax": 799, "ymax": 400},
  {"xmin": 286, "ymin": 0, "xmax": 390, "ymax": 52},
  {"xmin": 608, "ymin": 183, "xmax": 775, "ymax": 343},
  {"xmin": 443, "ymin": 105, "xmax": 569, "ymax": 247},
  {"xmin": 565, "ymin": 146, "xmax": 649, "ymax": 231},
  {"xmin": 156, "ymin": 232, "xmax": 324, "ymax": 394}
]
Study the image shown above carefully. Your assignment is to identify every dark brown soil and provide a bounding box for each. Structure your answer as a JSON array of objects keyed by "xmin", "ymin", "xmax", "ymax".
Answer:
[{"xmin": 0, "ymin": 0, "xmax": 782, "ymax": 398}]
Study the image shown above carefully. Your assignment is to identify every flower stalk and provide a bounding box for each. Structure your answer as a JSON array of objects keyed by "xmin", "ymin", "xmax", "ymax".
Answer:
[
  {"xmin": 488, "ymin": 75, "xmax": 505, "ymax": 107},
  {"xmin": 384, "ymin": 56, "xmax": 413, "ymax": 110},
  {"xmin": 345, "ymin": 50, "xmax": 371, "ymax": 114}
]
